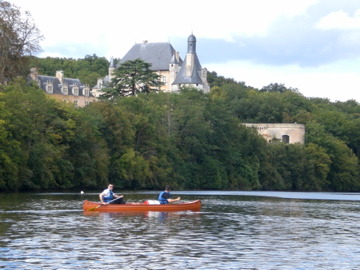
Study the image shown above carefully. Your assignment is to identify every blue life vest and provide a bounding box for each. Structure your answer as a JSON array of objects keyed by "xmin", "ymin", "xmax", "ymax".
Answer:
[
  {"xmin": 158, "ymin": 191, "xmax": 170, "ymax": 204},
  {"xmin": 103, "ymin": 190, "xmax": 114, "ymax": 202}
]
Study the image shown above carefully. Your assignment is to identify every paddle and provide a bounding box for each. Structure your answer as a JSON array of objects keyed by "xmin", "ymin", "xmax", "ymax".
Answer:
[{"xmin": 87, "ymin": 197, "xmax": 121, "ymax": 211}]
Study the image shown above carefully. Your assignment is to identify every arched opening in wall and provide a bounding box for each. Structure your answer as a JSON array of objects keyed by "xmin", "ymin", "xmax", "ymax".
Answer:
[{"xmin": 282, "ymin": 135, "xmax": 290, "ymax": 144}]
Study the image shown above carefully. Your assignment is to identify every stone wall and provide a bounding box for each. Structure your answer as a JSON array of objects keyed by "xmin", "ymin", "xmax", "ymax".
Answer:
[
  {"xmin": 48, "ymin": 94, "xmax": 96, "ymax": 108},
  {"xmin": 244, "ymin": 123, "xmax": 305, "ymax": 144}
]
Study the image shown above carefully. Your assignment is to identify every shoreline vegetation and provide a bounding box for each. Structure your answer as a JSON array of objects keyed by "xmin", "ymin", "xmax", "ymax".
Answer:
[{"xmin": 1, "ymin": 71, "xmax": 360, "ymax": 192}]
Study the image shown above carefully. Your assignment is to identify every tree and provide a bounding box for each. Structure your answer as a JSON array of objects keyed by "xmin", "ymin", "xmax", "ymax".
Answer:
[
  {"xmin": 102, "ymin": 59, "xmax": 163, "ymax": 98},
  {"xmin": 260, "ymin": 83, "xmax": 288, "ymax": 93},
  {"xmin": 29, "ymin": 54, "xmax": 109, "ymax": 87},
  {"xmin": 0, "ymin": 1, "xmax": 43, "ymax": 85}
]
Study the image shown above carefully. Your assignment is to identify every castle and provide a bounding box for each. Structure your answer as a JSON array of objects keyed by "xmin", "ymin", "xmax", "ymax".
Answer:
[
  {"xmin": 92, "ymin": 34, "xmax": 210, "ymax": 96},
  {"xmin": 30, "ymin": 34, "xmax": 209, "ymax": 104},
  {"xmin": 28, "ymin": 34, "xmax": 305, "ymax": 144}
]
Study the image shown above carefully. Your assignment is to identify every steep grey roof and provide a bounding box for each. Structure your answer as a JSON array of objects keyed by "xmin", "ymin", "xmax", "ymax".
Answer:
[
  {"xmin": 173, "ymin": 33, "xmax": 205, "ymax": 86},
  {"xmin": 187, "ymin": 34, "xmax": 197, "ymax": 54},
  {"xmin": 109, "ymin": 57, "xmax": 116, "ymax": 68},
  {"xmin": 172, "ymin": 53, "xmax": 203, "ymax": 85},
  {"xmin": 92, "ymin": 75, "xmax": 111, "ymax": 89},
  {"xmin": 188, "ymin": 34, "xmax": 196, "ymax": 42},
  {"xmin": 119, "ymin": 42, "xmax": 182, "ymax": 70},
  {"xmin": 170, "ymin": 53, "xmax": 179, "ymax": 65},
  {"xmin": 36, "ymin": 75, "xmax": 92, "ymax": 96},
  {"xmin": 102, "ymin": 75, "xmax": 111, "ymax": 85}
]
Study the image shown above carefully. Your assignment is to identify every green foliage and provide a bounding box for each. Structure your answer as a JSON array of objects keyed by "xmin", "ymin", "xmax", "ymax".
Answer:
[
  {"xmin": 29, "ymin": 54, "xmax": 109, "ymax": 86},
  {"xmin": 303, "ymin": 143, "xmax": 331, "ymax": 190},
  {"xmin": 305, "ymin": 121, "xmax": 360, "ymax": 191},
  {"xmin": 260, "ymin": 83, "xmax": 299, "ymax": 93},
  {"xmin": 101, "ymin": 59, "xmax": 163, "ymax": 98},
  {"xmin": 1, "ymin": 71, "xmax": 360, "ymax": 192},
  {"xmin": 207, "ymin": 71, "xmax": 243, "ymax": 87},
  {"xmin": 0, "ymin": 1, "xmax": 43, "ymax": 85},
  {"xmin": 0, "ymin": 79, "xmax": 110, "ymax": 191}
]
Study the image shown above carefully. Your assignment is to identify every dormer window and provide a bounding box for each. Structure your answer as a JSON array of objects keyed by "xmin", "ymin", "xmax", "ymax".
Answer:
[
  {"xmin": 73, "ymin": 86, "xmax": 79, "ymax": 96},
  {"xmin": 46, "ymin": 82, "xmax": 53, "ymax": 93},
  {"xmin": 62, "ymin": 85, "xmax": 68, "ymax": 95},
  {"xmin": 84, "ymin": 87, "xmax": 90, "ymax": 96}
]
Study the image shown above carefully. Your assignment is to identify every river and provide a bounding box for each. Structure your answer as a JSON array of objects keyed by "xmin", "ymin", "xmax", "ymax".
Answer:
[{"xmin": 0, "ymin": 191, "xmax": 359, "ymax": 269}]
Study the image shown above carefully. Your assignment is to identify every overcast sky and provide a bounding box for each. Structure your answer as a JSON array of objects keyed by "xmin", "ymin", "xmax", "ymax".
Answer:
[{"xmin": 10, "ymin": 0, "xmax": 360, "ymax": 102}]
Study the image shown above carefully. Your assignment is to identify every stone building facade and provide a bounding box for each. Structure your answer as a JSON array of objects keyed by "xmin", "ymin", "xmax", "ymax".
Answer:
[
  {"xmin": 29, "ymin": 68, "xmax": 96, "ymax": 107},
  {"xmin": 92, "ymin": 34, "xmax": 210, "ymax": 96},
  {"xmin": 244, "ymin": 123, "xmax": 305, "ymax": 144}
]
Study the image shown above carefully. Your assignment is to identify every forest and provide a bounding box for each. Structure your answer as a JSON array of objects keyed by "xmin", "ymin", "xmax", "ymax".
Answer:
[
  {"xmin": 1, "ymin": 0, "xmax": 360, "ymax": 192},
  {"xmin": 1, "ymin": 55, "xmax": 360, "ymax": 192}
]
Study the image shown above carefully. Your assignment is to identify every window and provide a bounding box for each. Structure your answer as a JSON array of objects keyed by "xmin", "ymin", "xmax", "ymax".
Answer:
[
  {"xmin": 162, "ymin": 76, "xmax": 167, "ymax": 83},
  {"xmin": 84, "ymin": 88, "xmax": 90, "ymax": 96},
  {"xmin": 62, "ymin": 85, "xmax": 68, "ymax": 95},
  {"xmin": 73, "ymin": 86, "xmax": 79, "ymax": 96},
  {"xmin": 282, "ymin": 135, "xmax": 290, "ymax": 144},
  {"xmin": 74, "ymin": 100, "xmax": 78, "ymax": 108},
  {"xmin": 46, "ymin": 83, "xmax": 53, "ymax": 93}
]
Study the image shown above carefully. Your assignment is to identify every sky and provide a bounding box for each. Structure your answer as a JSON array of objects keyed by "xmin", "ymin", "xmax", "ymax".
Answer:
[{"xmin": 9, "ymin": 0, "xmax": 360, "ymax": 102}]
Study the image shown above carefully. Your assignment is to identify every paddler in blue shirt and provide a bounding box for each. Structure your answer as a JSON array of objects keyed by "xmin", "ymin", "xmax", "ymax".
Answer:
[
  {"xmin": 99, "ymin": 184, "xmax": 125, "ymax": 204},
  {"xmin": 158, "ymin": 185, "xmax": 181, "ymax": 204}
]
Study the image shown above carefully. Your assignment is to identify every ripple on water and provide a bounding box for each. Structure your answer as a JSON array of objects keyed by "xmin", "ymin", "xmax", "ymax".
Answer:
[{"xmin": 1, "ymin": 193, "xmax": 360, "ymax": 269}]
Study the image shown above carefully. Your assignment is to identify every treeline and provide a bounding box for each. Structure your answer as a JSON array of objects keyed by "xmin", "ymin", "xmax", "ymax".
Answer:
[
  {"xmin": 1, "ymin": 76, "xmax": 360, "ymax": 192},
  {"xmin": 29, "ymin": 54, "xmax": 109, "ymax": 87}
]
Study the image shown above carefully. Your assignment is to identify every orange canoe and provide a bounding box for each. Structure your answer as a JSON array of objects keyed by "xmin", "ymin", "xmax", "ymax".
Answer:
[{"xmin": 83, "ymin": 199, "xmax": 201, "ymax": 212}]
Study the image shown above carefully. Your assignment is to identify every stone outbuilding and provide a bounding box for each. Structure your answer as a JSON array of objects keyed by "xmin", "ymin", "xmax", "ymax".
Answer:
[{"xmin": 244, "ymin": 123, "xmax": 305, "ymax": 144}]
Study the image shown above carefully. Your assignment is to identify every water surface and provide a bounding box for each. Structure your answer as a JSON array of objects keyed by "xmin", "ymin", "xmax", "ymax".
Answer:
[{"xmin": 0, "ymin": 191, "xmax": 359, "ymax": 269}]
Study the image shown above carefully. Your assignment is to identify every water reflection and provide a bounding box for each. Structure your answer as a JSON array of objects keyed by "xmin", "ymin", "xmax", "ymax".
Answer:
[
  {"xmin": 83, "ymin": 210, "xmax": 200, "ymax": 223},
  {"xmin": 0, "ymin": 192, "xmax": 360, "ymax": 269}
]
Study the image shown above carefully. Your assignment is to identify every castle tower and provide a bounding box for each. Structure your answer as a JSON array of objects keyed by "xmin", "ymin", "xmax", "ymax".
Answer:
[
  {"xmin": 188, "ymin": 33, "xmax": 196, "ymax": 54},
  {"xmin": 169, "ymin": 51, "xmax": 180, "ymax": 91},
  {"xmin": 109, "ymin": 57, "xmax": 116, "ymax": 82},
  {"xmin": 172, "ymin": 34, "xmax": 209, "ymax": 93}
]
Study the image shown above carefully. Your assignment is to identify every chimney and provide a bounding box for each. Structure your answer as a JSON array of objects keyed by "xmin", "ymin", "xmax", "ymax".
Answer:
[
  {"xmin": 56, "ymin": 70, "xmax": 64, "ymax": 83},
  {"xmin": 30, "ymin": 67, "xmax": 38, "ymax": 81}
]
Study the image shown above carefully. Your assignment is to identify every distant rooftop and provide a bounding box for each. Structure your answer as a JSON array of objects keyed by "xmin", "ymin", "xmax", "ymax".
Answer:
[{"xmin": 119, "ymin": 41, "xmax": 182, "ymax": 70}]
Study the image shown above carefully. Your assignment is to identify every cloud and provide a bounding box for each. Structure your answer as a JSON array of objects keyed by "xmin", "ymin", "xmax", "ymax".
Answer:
[
  {"xmin": 205, "ymin": 59, "xmax": 360, "ymax": 102},
  {"xmin": 192, "ymin": 1, "xmax": 360, "ymax": 68},
  {"xmin": 9, "ymin": 0, "xmax": 360, "ymax": 101},
  {"xmin": 316, "ymin": 10, "xmax": 360, "ymax": 30},
  {"xmin": 11, "ymin": 0, "xmax": 318, "ymax": 58},
  {"xmin": 37, "ymin": 43, "xmax": 107, "ymax": 59}
]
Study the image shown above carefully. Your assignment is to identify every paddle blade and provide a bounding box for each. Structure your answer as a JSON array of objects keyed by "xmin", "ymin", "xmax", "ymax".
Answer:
[{"xmin": 87, "ymin": 205, "xmax": 101, "ymax": 211}]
